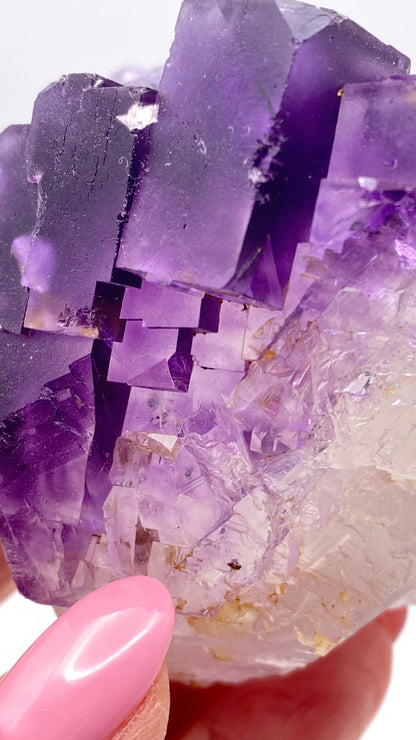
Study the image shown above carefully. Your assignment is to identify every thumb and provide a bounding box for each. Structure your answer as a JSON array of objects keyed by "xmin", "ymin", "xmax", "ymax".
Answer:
[
  {"xmin": 112, "ymin": 662, "xmax": 170, "ymax": 740},
  {"xmin": 0, "ymin": 576, "xmax": 174, "ymax": 740}
]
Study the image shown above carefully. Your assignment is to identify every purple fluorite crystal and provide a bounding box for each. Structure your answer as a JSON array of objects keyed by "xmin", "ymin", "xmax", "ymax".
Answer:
[
  {"xmin": 0, "ymin": 0, "xmax": 415, "ymax": 685},
  {"xmin": 117, "ymin": 0, "xmax": 407, "ymax": 306},
  {"xmin": 22, "ymin": 74, "xmax": 157, "ymax": 338},
  {"xmin": 0, "ymin": 126, "xmax": 37, "ymax": 333},
  {"xmin": 328, "ymin": 75, "xmax": 416, "ymax": 185}
]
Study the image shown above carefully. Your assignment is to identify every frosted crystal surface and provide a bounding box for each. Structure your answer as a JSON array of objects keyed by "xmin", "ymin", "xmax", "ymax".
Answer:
[{"xmin": 0, "ymin": 126, "xmax": 37, "ymax": 333}]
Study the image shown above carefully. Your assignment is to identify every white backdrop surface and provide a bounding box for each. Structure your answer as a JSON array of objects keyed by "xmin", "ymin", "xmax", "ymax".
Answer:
[{"xmin": 0, "ymin": 1, "xmax": 415, "ymax": 738}]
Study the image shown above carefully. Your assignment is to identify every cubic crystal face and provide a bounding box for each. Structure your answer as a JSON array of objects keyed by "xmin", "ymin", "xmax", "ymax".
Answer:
[
  {"xmin": 118, "ymin": 0, "xmax": 407, "ymax": 304},
  {"xmin": 0, "ymin": 0, "xmax": 415, "ymax": 685}
]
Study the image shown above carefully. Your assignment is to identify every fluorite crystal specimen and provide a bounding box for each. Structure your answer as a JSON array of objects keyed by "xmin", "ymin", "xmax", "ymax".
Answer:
[
  {"xmin": 118, "ymin": 0, "xmax": 407, "ymax": 303},
  {"xmin": 0, "ymin": 0, "xmax": 415, "ymax": 685}
]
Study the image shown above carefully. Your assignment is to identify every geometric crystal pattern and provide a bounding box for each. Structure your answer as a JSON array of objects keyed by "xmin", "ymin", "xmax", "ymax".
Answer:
[
  {"xmin": 22, "ymin": 75, "xmax": 157, "ymax": 338},
  {"xmin": 118, "ymin": 0, "xmax": 408, "ymax": 305},
  {"xmin": 0, "ymin": 0, "xmax": 415, "ymax": 686}
]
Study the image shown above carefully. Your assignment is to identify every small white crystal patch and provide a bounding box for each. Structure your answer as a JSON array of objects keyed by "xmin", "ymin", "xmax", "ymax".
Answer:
[{"xmin": 116, "ymin": 102, "xmax": 159, "ymax": 132}]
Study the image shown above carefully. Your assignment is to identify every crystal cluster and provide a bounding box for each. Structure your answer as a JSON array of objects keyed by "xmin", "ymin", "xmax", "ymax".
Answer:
[{"xmin": 0, "ymin": 0, "xmax": 415, "ymax": 684}]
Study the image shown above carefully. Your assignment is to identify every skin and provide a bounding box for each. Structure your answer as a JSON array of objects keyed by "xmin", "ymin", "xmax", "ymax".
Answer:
[
  {"xmin": 166, "ymin": 609, "xmax": 406, "ymax": 740},
  {"xmin": 0, "ymin": 548, "xmax": 406, "ymax": 740}
]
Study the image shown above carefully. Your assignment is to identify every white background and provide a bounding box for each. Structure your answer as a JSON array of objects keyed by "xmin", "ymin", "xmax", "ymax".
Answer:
[{"xmin": 0, "ymin": 1, "xmax": 415, "ymax": 738}]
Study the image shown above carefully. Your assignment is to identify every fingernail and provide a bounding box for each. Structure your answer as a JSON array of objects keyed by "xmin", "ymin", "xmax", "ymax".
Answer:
[
  {"xmin": 376, "ymin": 606, "xmax": 408, "ymax": 641},
  {"xmin": 0, "ymin": 576, "xmax": 175, "ymax": 740}
]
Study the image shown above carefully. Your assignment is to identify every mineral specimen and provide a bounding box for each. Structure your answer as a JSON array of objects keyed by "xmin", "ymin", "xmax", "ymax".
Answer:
[
  {"xmin": 22, "ymin": 75, "xmax": 157, "ymax": 338},
  {"xmin": 0, "ymin": 126, "xmax": 37, "ymax": 334},
  {"xmin": 118, "ymin": 0, "xmax": 407, "ymax": 304},
  {"xmin": 0, "ymin": 0, "xmax": 415, "ymax": 685}
]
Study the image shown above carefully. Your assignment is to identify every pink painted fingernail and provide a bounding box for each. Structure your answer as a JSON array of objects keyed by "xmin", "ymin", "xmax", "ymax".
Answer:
[{"xmin": 0, "ymin": 576, "xmax": 175, "ymax": 740}]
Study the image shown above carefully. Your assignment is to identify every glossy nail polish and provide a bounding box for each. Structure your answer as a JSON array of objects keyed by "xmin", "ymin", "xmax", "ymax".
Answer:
[{"xmin": 0, "ymin": 576, "xmax": 175, "ymax": 740}]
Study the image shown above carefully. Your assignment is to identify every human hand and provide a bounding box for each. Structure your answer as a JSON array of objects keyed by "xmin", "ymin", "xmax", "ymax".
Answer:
[{"xmin": 0, "ymin": 550, "xmax": 406, "ymax": 739}]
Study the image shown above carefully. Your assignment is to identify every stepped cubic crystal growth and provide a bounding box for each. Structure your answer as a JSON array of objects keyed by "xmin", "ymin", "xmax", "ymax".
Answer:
[{"xmin": 1, "ymin": 0, "xmax": 416, "ymax": 684}]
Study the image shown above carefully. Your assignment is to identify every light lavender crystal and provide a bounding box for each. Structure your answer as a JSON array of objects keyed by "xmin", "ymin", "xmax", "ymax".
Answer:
[
  {"xmin": 328, "ymin": 75, "xmax": 416, "ymax": 185},
  {"xmin": 106, "ymin": 75, "xmax": 416, "ymax": 683},
  {"xmin": 108, "ymin": 322, "xmax": 193, "ymax": 391}
]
